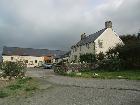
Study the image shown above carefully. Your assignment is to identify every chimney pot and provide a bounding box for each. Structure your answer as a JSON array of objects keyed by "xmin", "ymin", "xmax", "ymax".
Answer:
[
  {"xmin": 81, "ymin": 33, "xmax": 86, "ymax": 40},
  {"xmin": 105, "ymin": 21, "xmax": 112, "ymax": 28}
]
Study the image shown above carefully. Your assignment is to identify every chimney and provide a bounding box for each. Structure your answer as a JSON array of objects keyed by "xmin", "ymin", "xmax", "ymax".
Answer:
[
  {"xmin": 81, "ymin": 33, "xmax": 86, "ymax": 40},
  {"xmin": 105, "ymin": 21, "xmax": 112, "ymax": 28}
]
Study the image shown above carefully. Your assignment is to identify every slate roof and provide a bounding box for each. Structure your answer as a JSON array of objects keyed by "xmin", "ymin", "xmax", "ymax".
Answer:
[
  {"xmin": 72, "ymin": 28, "xmax": 106, "ymax": 47},
  {"xmin": 2, "ymin": 46, "xmax": 67, "ymax": 58},
  {"xmin": 59, "ymin": 51, "xmax": 71, "ymax": 58}
]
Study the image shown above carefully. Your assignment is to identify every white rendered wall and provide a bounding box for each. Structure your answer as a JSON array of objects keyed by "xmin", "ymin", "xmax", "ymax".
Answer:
[
  {"xmin": 2, "ymin": 55, "xmax": 44, "ymax": 67},
  {"xmin": 69, "ymin": 42, "xmax": 95, "ymax": 62},
  {"xmin": 94, "ymin": 28, "xmax": 123, "ymax": 54}
]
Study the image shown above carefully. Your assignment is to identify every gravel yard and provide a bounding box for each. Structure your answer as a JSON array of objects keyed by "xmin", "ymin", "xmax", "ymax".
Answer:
[{"xmin": 0, "ymin": 68, "xmax": 140, "ymax": 105}]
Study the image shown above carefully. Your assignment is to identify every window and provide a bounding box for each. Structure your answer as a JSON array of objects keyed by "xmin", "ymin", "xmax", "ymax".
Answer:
[
  {"xmin": 35, "ymin": 60, "xmax": 37, "ymax": 63},
  {"xmin": 98, "ymin": 40, "xmax": 103, "ymax": 48},
  {"xmin": 86, "ymin": 43, "xmax": 90, "ymax": 49},
  {"xmin": 80, "ymin": 46, "xmax": 81, "ymax": 51},
  {"xmin": 73, "ymin": 48, "xmax": 75, "ymax": 52},
  {"xmin": 72, "ymin": 46, "xmax": 78, "ymax": 52},
  {"xmin": 30, "ymin": 61, "xmax": 33, "ymax": 65},
  {"xmin": 88, "ymin": 44, "xmax": 90, "ymax": 49},
  {"xmin": 47, "ymin": 60, "xmax": 51, "ymax": 63},
  {"xmin": 25, "ymin": 60, "xmax": 28, "ymax": 63},
  {"xmin": 11, "ymin": 57, "xmax": 13, "ymax": 60},
  {"xmin": 38, "ymin": 61, "xmax": 42, "ymax": 66},
  {"xmin": 75, "ymin": 47, "xmax": 77, "ymax": 52},
  {"xmin": 72, "ymin": 47, "xmax": 75, "ymax": 52},
  {"xmin": 74, "ymin": 55, "xmax": 77, "ymax": 61}
]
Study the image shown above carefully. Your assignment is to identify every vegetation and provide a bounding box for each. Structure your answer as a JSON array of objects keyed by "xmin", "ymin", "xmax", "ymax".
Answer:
[
  {"xmin": 80, "ymin": 53, "xmax": 96, "ymax": 63},
  {"xmin": 96, "ymin": 52, "xmax": 105, "ymax": 61},
  {"xmin": 97, "ymin": 34, "xmax": 140, "ymax": 70},
  {"xmin": 0, "ymin": 61, "xmax": 26, "ymax": 79},
  {"xmin": 55, "ymin": 34, "xmax": 140, "ymax": 79},
  {"xmin": 0, "ymin": 77, "xmax": 38, "ymax": 98},
  {"xmin": 120, "ymin": 34, "xmax": 140, "ymax": 45},
  {"xmin": 54, "ymin": 65, "xmax": 65, "ymax": 75},
  {"xmin": 0, "ymin": 91, "xmax": 8, "ymax": 98},
  {"xmin": 78, "ymin": 34, "xmax": 140, "ymax": 70},
  {"xmin": 63, "ymin": 70, "xmax": 140, "ymax": 80}
]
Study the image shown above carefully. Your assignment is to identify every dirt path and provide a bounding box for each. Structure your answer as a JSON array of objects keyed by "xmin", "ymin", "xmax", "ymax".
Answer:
[{"xmin": 0, "ymin": 68, "xmax": 140, "ymax": 105}]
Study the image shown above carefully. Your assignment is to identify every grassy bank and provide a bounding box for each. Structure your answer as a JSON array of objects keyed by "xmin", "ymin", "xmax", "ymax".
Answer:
[
  {"xmin": 63, "ymin": 70, "xmax": 140, "ymax": 80},
  {"xmin": 0, "ymin": 77, "xmax": 38, "ymax": 98}
]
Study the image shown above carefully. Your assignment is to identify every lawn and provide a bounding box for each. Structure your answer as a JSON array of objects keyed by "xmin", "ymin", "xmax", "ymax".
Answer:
[
  {"xmin": 0, "ymin": 77, "xmax": 38, "ymax": 98},
  {"xmin": 64, "ymin": 70, "xmax": 140, "ymax": 80}
]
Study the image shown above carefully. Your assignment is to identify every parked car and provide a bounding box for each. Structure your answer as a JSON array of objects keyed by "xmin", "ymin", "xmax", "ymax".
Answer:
[{"xmin": 42, "ymin": 63, "xmax": 52, "ymax": 69}]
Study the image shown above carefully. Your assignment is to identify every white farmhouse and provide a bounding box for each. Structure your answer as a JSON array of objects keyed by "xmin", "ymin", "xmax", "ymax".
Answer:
[
  {"xmin": 69, "ymin": 21, "xmax": 124, "ymax": 63},
  {"xmin": 3, "ymin": 55, "xmax": 44, "ymax": 68},
  {"xmin": 2, "ymin": 47, "xmax": 67, "ymax": 67}
]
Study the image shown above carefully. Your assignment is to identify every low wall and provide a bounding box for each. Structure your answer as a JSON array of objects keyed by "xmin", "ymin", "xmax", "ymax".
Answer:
[{"xmin": 54, "ymin": 63, "xmax": 96, "ymax": 73}]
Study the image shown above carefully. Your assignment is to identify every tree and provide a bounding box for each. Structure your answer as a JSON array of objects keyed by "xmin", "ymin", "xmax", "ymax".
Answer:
[
  {"xmin": 120, "ymin": 34, "xmax": 140, "ymax": 45},
  {"xmin": 119, "ymin": 43, "xmax": 140, "ymax": 69}
]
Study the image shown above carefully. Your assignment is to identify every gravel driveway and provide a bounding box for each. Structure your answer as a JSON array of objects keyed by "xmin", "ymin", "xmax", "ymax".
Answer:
[{"xmin": 0, "ymin": 68, "xmax": 140, "ymax": 105}]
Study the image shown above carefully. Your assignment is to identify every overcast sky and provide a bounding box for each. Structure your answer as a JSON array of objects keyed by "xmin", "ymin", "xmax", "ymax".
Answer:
[{"xmin": 0, "ymin": 0, "xmax": 140, "ymax": 52}]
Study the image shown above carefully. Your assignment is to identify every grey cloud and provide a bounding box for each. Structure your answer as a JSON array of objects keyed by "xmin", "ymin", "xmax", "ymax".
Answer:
[
  {"xmin": 0, "ymin": 0, "xmax": 140, "ymax": 52},
  {"xmin": 93, "ymin": 0, "xmax": 140, "ymax": 34}
]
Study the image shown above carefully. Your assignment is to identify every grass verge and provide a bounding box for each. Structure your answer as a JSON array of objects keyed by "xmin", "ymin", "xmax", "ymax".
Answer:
[
  {"xmin": 0, "ymin": 77, "xmax": 38, "ymax": 98},
  {"xmin": 63, "ymin": 70, "xmax": 140, "ymax": 80}
]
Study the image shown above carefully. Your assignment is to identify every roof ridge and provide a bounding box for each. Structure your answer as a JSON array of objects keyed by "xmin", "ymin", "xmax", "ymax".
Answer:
[
  {"xmin": 90, "ymin": 28, "xmax": 106, "ymax": 35},
  {"xmin": 74, "ymin": 28, "xmax": 106, "ymax": 47}
]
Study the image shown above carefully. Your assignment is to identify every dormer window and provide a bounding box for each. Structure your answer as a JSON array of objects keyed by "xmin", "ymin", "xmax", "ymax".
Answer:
[
  {"xmin": 86, "ymin": 43, "xmax": 90, "ymax": 49},
  {"xmin": 72, "ymin": 47, "xmax": 75, "ymax": 52},
  {"xmin": 72, "ymin": 47, "xmax": 77, "ymax": 52},
  {"xmin": 98, "ymin": 40, "xmax": 103, "ymax": 48},
  {"xmin": 75, "ymin": 47, "xmax": 77, "ymax": 52},
  {"xmin": 80, "ymin": 46, "xmax": 81, "ymax": 51},
  {"xmin": 11, "ymin": 57, "xmax": 13, "ymax": 60}
]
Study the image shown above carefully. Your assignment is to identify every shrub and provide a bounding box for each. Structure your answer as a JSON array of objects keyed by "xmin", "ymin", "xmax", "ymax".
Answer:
[
  {"xmin": 97, "ymin": 57, "xmax": 121, "ymax": 71},
  {"xmin": 80, "ymin": 53, "xmax": 96, "ymax": 63},
  {"xmin": 104, "ymin": 42, "xmax": 140, "ymax": 70},
  {"xmin": 17, "ymin": 77, "xmax": 32, "ymax": 84},
  {"xmin": 0, "ymin": 91, "xmax": 8, "ymax": 98},
  {"xmin": 54, "ymin": 65, "xmax": 66, "ymax": 75},
  {"xmin": 0, "ymin": 61, "xmax": 26, "ymax": 79},
  {"xmin": 96, "ymin": 52, "xmax": 105, "ymax": 61},
  {"xmin": 97, "ymin": 45, "xmax": 122, "ymax": 71},
  {"xmin": 119, "ymin": 43, "xmax": 140, "ymax": 69},
  {"xmin": 7, "ymin": 84, "xmax": 22, "ymax": 90},
  {"xmin": 25, "ymin": 86, "xmax": 37, "ymax": 91}
]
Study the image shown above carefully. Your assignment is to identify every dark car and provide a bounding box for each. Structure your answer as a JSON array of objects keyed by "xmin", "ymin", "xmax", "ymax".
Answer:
[{"xmin": 42, "ymin": 63, "xmax": 52, "ymax": 69}]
